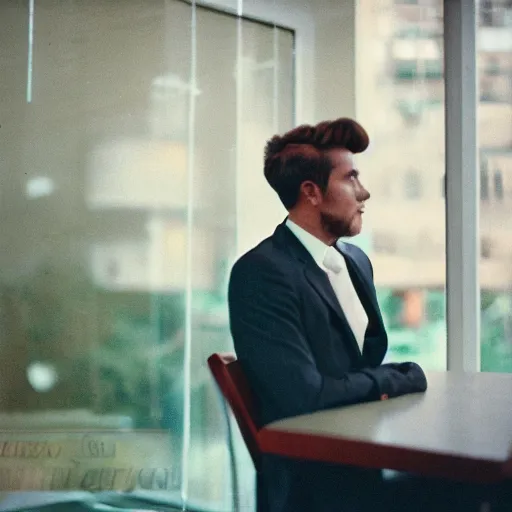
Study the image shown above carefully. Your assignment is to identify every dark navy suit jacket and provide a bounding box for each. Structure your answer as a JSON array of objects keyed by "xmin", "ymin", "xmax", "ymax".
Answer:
[{"xmin": 228, "ymin": 220, "xmax": 423, "ymax": 512}]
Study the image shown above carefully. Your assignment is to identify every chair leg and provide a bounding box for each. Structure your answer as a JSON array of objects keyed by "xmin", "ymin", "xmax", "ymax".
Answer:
[{"xmin": 217, "ymin": 388, "xmax": 240, "ymax": 511}]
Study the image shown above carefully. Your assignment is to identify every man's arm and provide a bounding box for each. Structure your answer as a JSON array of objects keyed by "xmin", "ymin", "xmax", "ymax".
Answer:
[{"xmin": 228, "ymin": 254, "xmax": 426, "ymax": 422}]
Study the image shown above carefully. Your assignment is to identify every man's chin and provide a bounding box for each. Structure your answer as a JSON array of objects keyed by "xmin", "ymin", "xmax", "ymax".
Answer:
[
  {"xmin": 321, "ymin": 214, "xmax": 361, "ymax": 239},
  {"xmin": 347, "ymin": 220, "xmax": 363, "ymax": 238},
  {"xmin": 333, "ymin": 226, "xmax": 361, "ymax": 239}
]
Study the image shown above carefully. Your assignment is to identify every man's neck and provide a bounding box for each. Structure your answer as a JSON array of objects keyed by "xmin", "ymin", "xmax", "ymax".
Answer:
[{"xmin": 287, "ymin": 213, "xmax": 336, "ymax": 246}]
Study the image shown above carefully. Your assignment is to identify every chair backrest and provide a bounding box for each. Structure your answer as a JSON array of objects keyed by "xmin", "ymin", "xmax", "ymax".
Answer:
[{"xmin": 207, "ymin": 352, "xmax": 261, "ymax": 470}]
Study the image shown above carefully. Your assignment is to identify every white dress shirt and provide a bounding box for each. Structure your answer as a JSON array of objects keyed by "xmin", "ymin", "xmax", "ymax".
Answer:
[{"xmin": 286, "ymin": 219, "xmax": 369, "ymax": 352}]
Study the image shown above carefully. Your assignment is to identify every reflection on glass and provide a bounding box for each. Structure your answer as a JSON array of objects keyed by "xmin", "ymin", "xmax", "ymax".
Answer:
[
  {"xmin": 478, "ymin": 0, "xmax": 512, "ymax": 373},
  {"xmin": 26, "ymin": 361, "xmax": 59, "ymax": 393}
]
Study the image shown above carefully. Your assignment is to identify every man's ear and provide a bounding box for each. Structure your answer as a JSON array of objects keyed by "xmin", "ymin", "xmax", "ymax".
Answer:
[{"xmin": 300, "ymin": 181, "xmax": 322, "ymax": 206}]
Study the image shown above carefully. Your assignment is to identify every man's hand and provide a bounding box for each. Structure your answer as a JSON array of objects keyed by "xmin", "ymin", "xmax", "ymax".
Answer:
[
  {"xmin": 372, "ymin": 362, "xmax": 428, "ymax": 399},
  {"xmin": 384, "ymin": 362, "xmax": 414, "ymax": 374}
]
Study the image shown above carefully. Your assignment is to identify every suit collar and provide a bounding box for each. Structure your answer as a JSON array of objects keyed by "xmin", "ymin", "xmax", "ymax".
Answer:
[
  {"xmin": 285, "ymin": 218, "xmax": 329, "ymax": 269},
  {"xmin": 274, "ymin": 219, "xmax": 366, "ymax": 279},
  {"xmin": 273, "ymin": 220, "xmax": 384, "ymax": 358},
  {"xmin": 273, "ymin": 219, "xmax": 318, "ymax": 267}
]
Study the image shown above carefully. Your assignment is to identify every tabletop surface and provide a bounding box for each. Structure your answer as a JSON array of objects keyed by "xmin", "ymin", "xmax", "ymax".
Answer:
[{"xmin": 258, "ymin": 371, "xmax": 512, "ymax": 478}]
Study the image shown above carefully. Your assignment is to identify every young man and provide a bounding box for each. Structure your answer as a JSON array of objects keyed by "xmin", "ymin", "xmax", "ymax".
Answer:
[{"xmin": 227, "ymin": 119, "xmax": 481, "ymax": 511}]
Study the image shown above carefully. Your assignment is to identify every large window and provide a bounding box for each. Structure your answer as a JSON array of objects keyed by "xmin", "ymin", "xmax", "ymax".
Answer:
[
  {"xmin": 356, "ymin": 0, "xmax": 447, "ymax": 370},
  {"xmin": 478, "ymin": 0, "xmax": 512, "ymax": 372}
]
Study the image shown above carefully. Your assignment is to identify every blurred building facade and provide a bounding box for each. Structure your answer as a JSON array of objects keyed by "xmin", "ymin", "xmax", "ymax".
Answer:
[
  {"xmin": 361, "ymin": 0, "xmax": 512, "ymax": 292},
  {"xmin": 353, "ymin": 0, "xmax": 512, "ymax": 367}
]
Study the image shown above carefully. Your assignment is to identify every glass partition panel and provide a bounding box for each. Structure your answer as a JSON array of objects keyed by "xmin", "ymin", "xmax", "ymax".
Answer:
[
  {"xmin": 187, "ymin": 7, "xmax": 238, "ymax": 509},
  {"xmin": 191, "ymin": 9, "xmax": 295, "ymax": 509},
  {"xmin": 0, "ymin": 1, "xmax": 295, "ymax": 510},
  {"xmin": 0, "ymin": 0, "xmax": 192, "ymax": 506},
  {"xmin": 236, "ymin": 20, "xmax": 294, "ymax": 255}
]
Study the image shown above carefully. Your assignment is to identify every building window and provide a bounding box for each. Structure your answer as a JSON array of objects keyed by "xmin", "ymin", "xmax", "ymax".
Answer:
[
  {"xmin": 424, "ymin": 58, "xmax": 443, "ymax": 79},
  {"xmin": 404, "ymin": 170, "xmax": 422, "ymax": 199},
  {"xmin": 481, "ymin": 160, "xmax": 490, "ymax": 200},
  {"xmin": 480, "ymin": 0, "xmax": 494, "ymax": 26},
  {"xmin": 480, "ymin": 78, "xmax": 497, "ymax": 102},
  {"xmin": 394, "ymin": 58, "xmax": 443, "ymax": 81},
  {"xmin": 485, "ymin": 56, "xmax": 501, "ymax": 76},
  {"xmin": 395, "ymin": 60, "xmax": 417, "ymax": 80},
  {"xmin": 494, "ymin": 169, "xmax": 504, "ymax": 200},
  {"xmin": 397, "ymin": 99, "xmax": 423, "ymax": 125},
  {"xmin": 481, "ymin": 237, "xmax": 493, "ymax": 259}
]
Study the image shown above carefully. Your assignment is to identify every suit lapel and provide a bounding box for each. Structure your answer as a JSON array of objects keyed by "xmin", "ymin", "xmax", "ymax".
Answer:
[
  {"xmin": 336, "ymin": 241, "xmax": 385, "ymax": 334},
  {"xmin": 304, "ymin": 265, "xmax": 346, "ymax": 323},
  {"xmin": 303, "ymin": 264, "xmax": 362, "ymax": 357},
  {"xmin": 336, "ymin": 243, "xmax": 377, "ymax": 310}
]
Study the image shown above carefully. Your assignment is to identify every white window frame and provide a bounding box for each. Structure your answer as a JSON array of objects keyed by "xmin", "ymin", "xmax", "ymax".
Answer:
[
  {"xmin": 444, "ymin": 0, "xmax": 480, "ymax": 372},
  {"xmin": 191, "ymin": 0, "xmax": 315, "ymax": 123}
]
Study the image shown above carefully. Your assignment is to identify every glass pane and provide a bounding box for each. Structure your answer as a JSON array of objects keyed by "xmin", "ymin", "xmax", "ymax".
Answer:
[
  {"xmin": 188, "ymin": 8, "xmax": 238, "ymax": 509},
  {"xmin": 0, "ymin": 0, "xmax": 295, "ymax": 510},
  {"xmin": 357, "ymin": 0, "xmax": 447, "ymax": 370},
  {"xmin": 237, "ymin": 21, "xmax": 294, "ymax": 255},
  {"xmin": 478, "ymin": 0, "xmax": 512, "ymax": 373},
  {"xmin": 0, "ymin": 0, "xmax": 194, "ymax": 506},
  {"xmin": 212, "ymin": 17, "xmax": 294, "ymax": 511},
  {"xmin": 278, "ymin": 30, "xmax": 295, "ymax": 132}
]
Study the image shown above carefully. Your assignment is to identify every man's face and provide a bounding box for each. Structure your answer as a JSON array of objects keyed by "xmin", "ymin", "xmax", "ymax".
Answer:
[{"xmin": 318, "ymin": 149, "xmax": 370, "ymax": 239}]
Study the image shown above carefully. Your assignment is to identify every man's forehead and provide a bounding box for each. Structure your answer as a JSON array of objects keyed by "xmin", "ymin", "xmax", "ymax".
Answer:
[{"xmin": 327, "ymin": 148, "xmax": 354, "ymax": 167}]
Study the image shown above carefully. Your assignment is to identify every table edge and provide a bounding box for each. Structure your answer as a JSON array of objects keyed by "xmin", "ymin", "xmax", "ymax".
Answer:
[{"xmin": 258, "ymin": 427, "xmax": 506, "ymax": 483}]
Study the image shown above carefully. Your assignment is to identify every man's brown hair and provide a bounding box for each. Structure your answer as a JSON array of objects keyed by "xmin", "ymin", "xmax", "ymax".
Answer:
[{"xmin": 264, "ymin": 118, "xmax": 369, "ymax": 209}]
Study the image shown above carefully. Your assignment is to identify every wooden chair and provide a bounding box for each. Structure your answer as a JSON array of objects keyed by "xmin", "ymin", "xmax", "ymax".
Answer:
[{"xmin": 207, "ymin": 352, "xmax": 268, "ymax": 511}]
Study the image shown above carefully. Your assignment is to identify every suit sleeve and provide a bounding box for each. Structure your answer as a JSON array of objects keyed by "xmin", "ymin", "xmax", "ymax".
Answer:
[{"xmin": 228, "ymin": 254, "xmax": 423, "ymax": 422}]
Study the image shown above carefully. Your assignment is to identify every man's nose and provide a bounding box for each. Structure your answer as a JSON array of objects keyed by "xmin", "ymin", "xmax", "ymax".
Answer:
[{"xmin": 358, "ymin": 184, "xmax": 370, "ymax": 202}]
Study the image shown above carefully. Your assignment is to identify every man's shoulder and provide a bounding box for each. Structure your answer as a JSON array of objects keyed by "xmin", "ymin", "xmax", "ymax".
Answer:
[{"xmin": 231, "ymin": 233, "xmax": 296, "ymax": 279}]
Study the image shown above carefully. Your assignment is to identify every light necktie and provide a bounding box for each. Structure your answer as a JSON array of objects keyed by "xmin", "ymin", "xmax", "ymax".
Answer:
[{"xmin": 322, "ymin": 246, "xmax": 368, "ymax": 352}]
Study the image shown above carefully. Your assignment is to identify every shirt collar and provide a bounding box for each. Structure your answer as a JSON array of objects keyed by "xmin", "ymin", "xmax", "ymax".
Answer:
[{"xmin": 285, "ymin": 218, "xmax": 330, "ymax": 269}]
